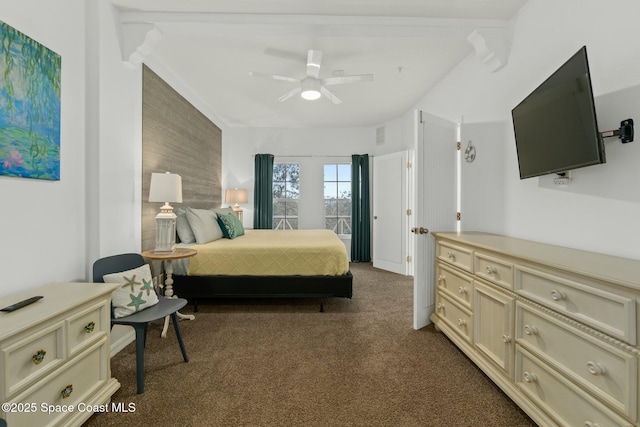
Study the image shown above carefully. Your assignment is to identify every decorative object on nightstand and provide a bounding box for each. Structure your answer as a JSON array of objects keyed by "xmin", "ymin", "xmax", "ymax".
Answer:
[
  {"xmin": 149, "ymin": 172, "xmax": 183, "ymax": 254},
  {"xmin": 225, "ymin": 187, "xmax": 248, "ymax": 221}
]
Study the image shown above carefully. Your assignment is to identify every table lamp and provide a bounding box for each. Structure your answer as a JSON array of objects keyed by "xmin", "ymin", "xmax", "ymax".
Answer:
[
  {"xmin": 225, "ymin": 188, "xmax": 248, "ymax": 221},
  {"xmin": 149, "ymin": 172, "xmax": 182, "ymax": 253}
]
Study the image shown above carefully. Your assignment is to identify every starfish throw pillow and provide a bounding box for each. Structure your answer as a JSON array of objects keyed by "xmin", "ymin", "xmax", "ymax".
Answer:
[{"xmin": 103, "ymin": 264, "xmax": 160, "ymax": 318}]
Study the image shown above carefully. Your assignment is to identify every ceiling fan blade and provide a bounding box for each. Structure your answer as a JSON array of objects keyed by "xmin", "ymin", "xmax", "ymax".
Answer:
[
  {"xmin": 322, "ymin": 74, "xmax": 374, "ymax": 86},
  {"xmin": 306, "ymin": 50, "xmax": 323, "ymax": 79},
  {"xmin": 248, "ymin": 71, "xmax": 300, "ymax": 83},
  {"xmin": 277, "ymin": 87, "xmax": 302, "ymax": 102},
  {"xmin": 320, "ymin": 86, "xmax": 342, "ymax": 105}
]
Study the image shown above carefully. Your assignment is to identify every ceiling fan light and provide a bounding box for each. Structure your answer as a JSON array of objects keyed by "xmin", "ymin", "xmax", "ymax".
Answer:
[{"xmin": 301, "ymin": 78, "xmax": 322, "ymax": 101}]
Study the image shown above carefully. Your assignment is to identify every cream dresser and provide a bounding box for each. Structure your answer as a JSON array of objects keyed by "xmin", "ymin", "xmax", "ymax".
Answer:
[
  {"xmin": 432, "ymin": 232, "xmax": 640, "ymax": 427},
  {"xmin": 0, "ymin": 282, "xmax": 121, "ymax": 427}
]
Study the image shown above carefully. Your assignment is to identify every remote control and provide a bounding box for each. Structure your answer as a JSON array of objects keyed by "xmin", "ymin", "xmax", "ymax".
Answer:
[{"xmin": 1, "ymin": 296, "xmax": 43, "ymax": 312}]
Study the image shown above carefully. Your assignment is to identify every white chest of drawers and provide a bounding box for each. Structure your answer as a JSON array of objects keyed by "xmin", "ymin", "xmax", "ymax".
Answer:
[
  {"xmin": 0, "ymin": 282, "xmax": 121, "ymax": 427},
  {"xmin": 431, "ymin": 232, "xmax": 640, "ymax": 427}
]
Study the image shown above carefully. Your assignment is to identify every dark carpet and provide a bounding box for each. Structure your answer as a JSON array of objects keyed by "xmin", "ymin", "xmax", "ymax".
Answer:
[{"xmin": 85, "ymin": 263, "xmax": 535, "ymax": 426}]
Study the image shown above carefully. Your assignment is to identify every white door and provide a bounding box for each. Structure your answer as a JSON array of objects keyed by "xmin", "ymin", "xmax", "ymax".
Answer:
[
  {"xmin": 413, "ymin": 111, "xmax": 457, "ymax": 330},
  {"xmin": 373, "ymin": 151, "xmax": 410, "ymax": 275}
]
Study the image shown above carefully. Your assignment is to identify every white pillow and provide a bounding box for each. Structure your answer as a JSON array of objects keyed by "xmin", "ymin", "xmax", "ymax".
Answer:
[
  {"xmin": 185, "ymin": 207, "xmax": 223, "ymax": 244},
  {"xmin": 103, "ymin": 264, "xmax": 160, "ymax": 318},
  {"xmin": 176, "ymin": 208, "xmax": 196, "ymax": 244}
]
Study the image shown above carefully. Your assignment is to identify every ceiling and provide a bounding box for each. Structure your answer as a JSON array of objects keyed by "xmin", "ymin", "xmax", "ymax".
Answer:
[{"xmin": 111, "ymin": 0, "xmax": 527, "ymax": 128}]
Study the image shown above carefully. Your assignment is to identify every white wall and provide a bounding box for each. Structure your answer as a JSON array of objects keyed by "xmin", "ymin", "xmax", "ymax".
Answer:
[
  {"xmin": 0, "ymin": 0, "xmax": 87, "ymax": 297},
  {"xmin": 88, "ymin": 1, "xmax": 142, "ymax": 266},
  {"xmin": 416, "ymin": 0, "xmax": 640, "ymax": 259}
]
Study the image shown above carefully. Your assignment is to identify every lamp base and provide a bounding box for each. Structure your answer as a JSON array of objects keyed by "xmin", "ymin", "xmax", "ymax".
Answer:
[
  {"xmin": 232, "ymin": 204, "xmax": 243, "ymax": 222},
  {"xmin": 155, "ymin": 207, "xmax": 177, "ymax": 254}
]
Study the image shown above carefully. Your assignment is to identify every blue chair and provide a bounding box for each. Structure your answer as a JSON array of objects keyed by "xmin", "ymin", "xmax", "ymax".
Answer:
[{"xmin": 93, "ymin": 253, "xmax": 189, "ymax": 394}]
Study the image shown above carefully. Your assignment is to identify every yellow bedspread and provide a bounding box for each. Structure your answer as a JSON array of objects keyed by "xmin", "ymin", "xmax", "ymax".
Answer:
[{"xmin": 187, "ymin": 229, "xmax": 350, "ymax": 276}]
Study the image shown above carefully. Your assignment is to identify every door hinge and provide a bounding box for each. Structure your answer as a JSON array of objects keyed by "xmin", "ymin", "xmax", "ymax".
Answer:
[
  {"xmin": 457, "ymin": 212, "xmax": 461, "ymax": 221},
  {"xmin": 456, "ymin": 141, "xmax": 461, "ymax": 150},
  {"xmin": 406, "ymin": 161, "xmax": 412, "ymax": 169},
  {"xmin": 406, "ymin": 209, "xmax": 412, "ymax": 216},
  {"xmin": 407, "ymin": 255, "xmax": 412, "ymax": 262}
]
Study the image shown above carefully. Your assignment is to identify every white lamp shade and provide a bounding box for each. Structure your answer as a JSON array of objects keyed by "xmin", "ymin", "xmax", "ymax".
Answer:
[
  {"xmin": 225, "ymin": 188, "xmax": 248, "ymax": 204},
  {"xmin": 149, "ymin": 172, "xmax": 183, "ymax": 203}
]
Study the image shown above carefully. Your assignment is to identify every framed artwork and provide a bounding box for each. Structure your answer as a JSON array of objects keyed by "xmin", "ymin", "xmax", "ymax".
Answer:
[{"xmin": 0, "ymin": 20, "xmax": 61, "ymax": 180}]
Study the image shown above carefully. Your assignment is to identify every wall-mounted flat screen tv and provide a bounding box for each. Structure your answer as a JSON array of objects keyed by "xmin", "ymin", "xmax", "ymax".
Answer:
[{"xmin": 512, "ymin": 46, "xmax": 604, "ymax": 179}]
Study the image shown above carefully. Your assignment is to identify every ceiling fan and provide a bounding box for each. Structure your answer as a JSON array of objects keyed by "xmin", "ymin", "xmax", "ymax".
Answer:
[{"xmin": 249, "ymin": 49, "xmax": 374, "ymax": 104}]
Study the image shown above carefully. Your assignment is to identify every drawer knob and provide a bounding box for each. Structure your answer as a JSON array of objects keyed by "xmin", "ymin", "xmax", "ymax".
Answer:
[
  {"xmin": 447, "ymin": 251, "xmax": 455, "ymax": 260},
  {"xmin": 457, "ymin": 318, "xmax": 467, "ymax": 327},
  {"xmin": 437, "ymin": 303, "xmax": 445, "ymax": 312},
  {"xmin": 438, "ymin": 275, "xmax": 445, "ymax": 282},
  {"xmin": 485, "ymin": 265, "xmax": 497, "ymax": 274},
  {"xmin": 523, "ymin": 371, "xmax": 538, "ymax": 383},
  {"xmin": 584, "ymin": 422, "xmax": 601, "ymax": 427},
  {"xmin": 457, "ymin": 286, "xmax": 467, "ymax": 295},
  {"xmin": 550, "ymin": 289, "xmax": 566, "ymax": 301},
  {"xmin": 524, "ymin": 324, "xmax": 539, "ymax": 336},
  {"xmin": 32, "ymin": 349, "xmax": 46, "ymax": 365},
  {"xmin": 61, "ymin": 384, "xmax": 73, "ymax": 399},
  {"xmin": 586, "ymin": 361, "xmax": 607, "ymax": 376},
  {"xmin": 502, "ymin": 335, "xmax": 512, "ymax": 343},
  {"xmin": 84, "ymin": 321, "xmax": 96, "ymax": 333}
]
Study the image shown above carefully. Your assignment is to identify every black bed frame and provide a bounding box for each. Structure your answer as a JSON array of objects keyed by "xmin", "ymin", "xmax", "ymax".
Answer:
[{"xmin": 172, "ymin": 271, "xmax": 353, "ymax": 312}]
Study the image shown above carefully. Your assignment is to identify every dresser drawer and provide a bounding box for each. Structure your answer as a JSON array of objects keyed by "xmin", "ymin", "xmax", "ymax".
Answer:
[
  {"xmin": 2, "ymin": 321, "xmax": 65, "ymax": 399},
  {"xmin": 516, "ymin": 347, "xmax": 633, "ymax": 427},
  {"xmin": 474, "ymin": 252, "xmax": 514, "ymax": 289},
  {"xmin": 436, "ymin": 241, "xmax": 473, "ymax": 273},
  {"xmin": 515, "ymin": 265, "xmax": 636, "ymax": 345},
  {"xmin": 436, "ymin": 261, "xmax": 473, "ymax": 310},
  {"xmin": 67, "ymin": 302, "xmax": 108, "ymax": 356},
  {"xmin": 516, "ymin": 302, "xmax": 637, "ymax": 420},
  {"xmin": 5, "ymin": 339, "xmax": 109, "ymax": 427},
  {"xmin": 436, "ymin": 292, "xmax": 473, "ymax": 344}
]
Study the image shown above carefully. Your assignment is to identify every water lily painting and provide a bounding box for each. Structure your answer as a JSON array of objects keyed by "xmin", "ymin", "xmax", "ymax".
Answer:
[{"xmin": 0, "ymin": 20, "xmax": 61, "ymax": 180}]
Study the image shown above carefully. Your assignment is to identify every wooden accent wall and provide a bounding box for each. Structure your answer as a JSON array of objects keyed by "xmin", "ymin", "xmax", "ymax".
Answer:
[{"xmin": 142, "ymin": 65, "xmax": 222, "ymax": 252}]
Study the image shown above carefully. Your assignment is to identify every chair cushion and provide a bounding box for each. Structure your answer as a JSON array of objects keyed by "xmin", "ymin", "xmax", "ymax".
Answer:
[{"xmin": 103, "ymin": 264, "xmax": 160, "ymax": 318}]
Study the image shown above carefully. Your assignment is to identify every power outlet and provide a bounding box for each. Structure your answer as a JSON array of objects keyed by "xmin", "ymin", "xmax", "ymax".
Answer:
[{"xmin": 553, "ymin": 172, "xmax": 571, "ymax": 186}]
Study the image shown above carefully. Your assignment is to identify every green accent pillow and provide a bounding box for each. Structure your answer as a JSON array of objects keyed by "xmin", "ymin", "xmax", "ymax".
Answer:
[{"xmin": 216, "ymin": 212, "xmax": 245, "ymax": 239}]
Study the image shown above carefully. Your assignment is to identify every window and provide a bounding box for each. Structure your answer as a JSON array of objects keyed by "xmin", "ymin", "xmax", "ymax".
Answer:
[
  {"xmin": 324, "ymin": 163, "xmax": 351, "ymax": 236},
  {"xmin": 273, "ymin": 163, "xmax": 299, "ymax": 230}
]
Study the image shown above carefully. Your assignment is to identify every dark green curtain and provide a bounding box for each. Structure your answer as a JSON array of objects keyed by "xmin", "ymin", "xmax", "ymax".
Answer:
[
  {"xmin": 253, "ymin": 154, "xmax": 274, "ymax": 229},
  {"xmin": 351, "ymin": 154, "xmax": 371, "ymax": 262}
]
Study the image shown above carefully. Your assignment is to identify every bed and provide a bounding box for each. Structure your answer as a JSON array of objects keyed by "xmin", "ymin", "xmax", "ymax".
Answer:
[{"xmin": 171, "ymin": 228, "xmax": 353, "ymax": 311}]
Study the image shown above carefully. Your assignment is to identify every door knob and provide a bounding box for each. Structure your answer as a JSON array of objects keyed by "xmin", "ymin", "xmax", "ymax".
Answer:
[{"xmin": 411, "ymin": 227, "xmax": 429, "ymax": 235}]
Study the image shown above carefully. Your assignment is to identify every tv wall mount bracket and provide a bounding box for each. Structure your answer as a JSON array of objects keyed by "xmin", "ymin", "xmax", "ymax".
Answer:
[{"xmin": 600, "ymin": 118, "xmax": 634, "ymax": 143}]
